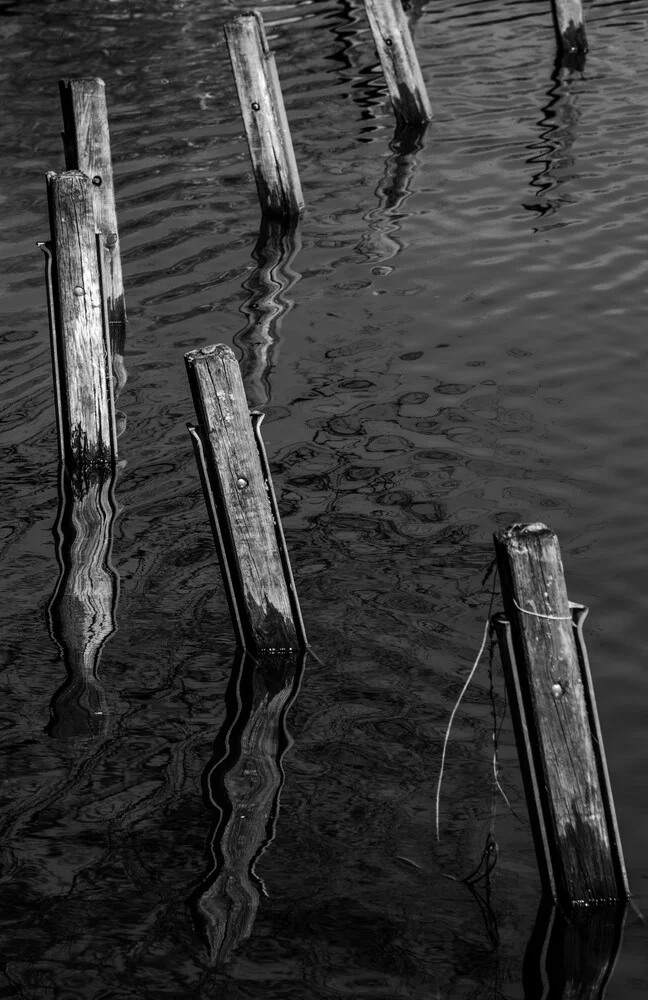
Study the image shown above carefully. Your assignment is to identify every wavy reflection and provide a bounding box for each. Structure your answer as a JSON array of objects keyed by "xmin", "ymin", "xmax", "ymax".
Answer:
[
  {"xmin": 354, "ymin": 124, "xmax": 427, "ymax": 264},
  {"xmin": 524, "ymin": 896, "xmax": 627, "ymax": 999},
  {"xmin": 234, "ymin": 217, "xmax": 301, "ymax": 409},
  {"xmin": 47, "ymin": 461, "xmax": 119, "ymax": 740},
  {"xmin": 523, "ymin": 54, "xmax": 583, "ymax": 222},
  {"xmin": 191, "ymin": 649, "xmax": 306, "ymax": 964}
]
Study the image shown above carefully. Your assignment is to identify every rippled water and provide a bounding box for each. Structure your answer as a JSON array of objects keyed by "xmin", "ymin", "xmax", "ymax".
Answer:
[{"xmin": 2, "ymin": 0, "xmax": 648, "ymax": 995}]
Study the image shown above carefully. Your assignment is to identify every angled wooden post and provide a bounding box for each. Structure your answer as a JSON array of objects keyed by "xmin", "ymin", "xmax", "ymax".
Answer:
[
  {"xmin": 492, "ymin": 523, "xmax": 628, "ymax": 907},
  {"xmin": 224, "ymin": 11, "xmax": 304, "ymax": 218},
  {"xmin": 59, "ymin": 77, "xmax": 127, "ymax": 394},
  {"xmin": 551, "ymin": 0, "xmax": 587, "ymax": 55},
  {"xmin": 185, "ymin": 343, "xmax": 306, "ymax": 654},
  {"xmin": 363, "ymin": 0, "xmax": 432, "ymax": 126}
]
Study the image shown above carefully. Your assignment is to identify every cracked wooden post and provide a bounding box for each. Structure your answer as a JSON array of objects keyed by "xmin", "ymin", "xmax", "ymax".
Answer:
[
  {"xmin": 46, "ymin": 170, "xmax": 116, "ymax": 488},
  {"xmin": 551, "ymin": 0, "xmax": 587, "ymax": 55},
  {"xmin": 59, "ymin": 77, "xmax": 127, "ymax": 394},
  {"xmin": 492, "ymin": 523, "xmax": 628, "ymax": 907},
  {"xmin": 44, "ymin": 170, "xmax": 119, "ymax": 740},
  {"xmin": 185, "ymin": 343, "xmax": 306, "ymax": 654},
  {"xmin": 363, "ymin": 0, "xmax": 432, "ymax": 126},
  {"xmin": 224, "ymin": 11, "xmax": 304, "ymax": 218}
]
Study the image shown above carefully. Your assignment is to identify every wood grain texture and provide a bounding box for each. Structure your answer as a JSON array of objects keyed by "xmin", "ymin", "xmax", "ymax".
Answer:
[
  {"xmin": 59, "ymin": 78, "xmax": 127, "ymax": 391},
  {"xmin": 363, "ymin": 0, "xmax": 432, "ymax": 126},
  {"xmin": 47, "ymin": 170, "xmax": 115, "ymax": 497},
  {"xmin": 494, "ymin": 523, "xmax": 621, "ymax": 905},
  {"xmin": 224, "ymin": 11, "xmax": 304, "ymax": 218},
  {"xmin": 551, "ymin": 0, "xmax": 587, "ymax": 52},
  {"xmin": 185, "ymin": 343, "xmax": 299, "ymax": 652}
]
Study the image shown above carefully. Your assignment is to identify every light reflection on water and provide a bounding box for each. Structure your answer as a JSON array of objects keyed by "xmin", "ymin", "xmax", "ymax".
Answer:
[{"xmin": 1, "ymin": 0, "xmax": 648, "ymax": 994}]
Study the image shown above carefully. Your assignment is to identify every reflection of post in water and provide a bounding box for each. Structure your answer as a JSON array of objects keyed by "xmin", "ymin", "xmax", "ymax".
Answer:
[
  {"xmin": 42, "ymin": 172, "xmax": 120, "ymax": 740},
  {"xmin": 190, "ymin": 649, "xmax": 306, "ymax": 964},
  {"xmin": 355, "ymin": 124, "xmax": 427, "ymax": 264},
  {"xmin": 523, "ymin": 54, "xmax": 583, "ymax": 221},
  {"xmin": 47, "ymin": 459, "xmax": 118, "ymax": 740},
  {"xmin": 233, "ymin": 217, "xmax": 301, "ymax": 409},
  {"xmin": 524, "ymin": 896, "xmax": 627, "ymax": 1000}
]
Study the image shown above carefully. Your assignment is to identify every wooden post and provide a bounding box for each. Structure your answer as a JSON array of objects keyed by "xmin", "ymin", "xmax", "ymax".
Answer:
[
  {"xmin": 191, "ymin": 648, "xmax": 305, "ymax": 963},
  {"xmin": 493, "ymin": 523, "xmax": 628, "ymax": 907},
  {"xmin": 185, "ymin": 343, "xmax": 306, "ymax": 654},
  {"xmin": 224, "ymin": 11, "xmax": 304, "ymax": 218},
  {"xmin": 551, "ymin": 0, "xmax": 587, "ymax": 54},
  {"xmin": 363, "ymin": 0, "xmax": 432, "ymax": 126},
  {"xmin": 46, "ymin": 170, "xmax": 117, "ymax": 492},
  {"xmin": 59, "ymin": 78, "xmax": 127, "ymax": 394},
  {"xmin": 43, "ymin": 170, "xmax": 119, "ymax": 740}
]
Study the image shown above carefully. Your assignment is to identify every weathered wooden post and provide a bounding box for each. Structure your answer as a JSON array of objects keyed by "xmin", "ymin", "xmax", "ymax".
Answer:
[
  {"xmin": 363, "ymin": 0, "xmax": 432, "ymax": 126},
  {"xmin": 234, "ymin": 216, "xmax": 301, "ymax": 409},
  {"xmin": 551, "ymin": 0, "xmax": 587, "ymax": 55},
  {"xmin": 59, "ymin": 77, "xmax": 127, "ymax": 394},
  {"xmin": 224, "ymin": 11, "xmax": 304, "ymax": 218},
  {"xmin": 43, "ymin": 170, "xmax": 119, "ymax": 739},
  {"xmin": 185, "ymin": 343, "xmax": 307, "ymax": 654},
  {"xmin": 191, "ymin": 648, "xmax": 306, "ymax": 963},
  {"xmin": 492, "ymin": 523, "xmax": 628, "ymax": 907}
]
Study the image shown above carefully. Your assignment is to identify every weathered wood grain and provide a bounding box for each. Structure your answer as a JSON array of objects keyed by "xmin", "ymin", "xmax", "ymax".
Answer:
[
  {"xmin": 185, "ymin": 343, "xmax": 300, "ymax": 653},
  {"xmin": 551, "ymin": 0, "xmax": 587, "ymax": 53},
  {"xmin": 47, "ymin": 170, "xmax": 116, "ymax": 496},
  {"xmin": 224, "ymin": 11, "xmax": 304, "ymax": 218},
  {"xmin": 59, "ymin": 77, "xmax": 127, "ymax": 392},
  {"xmin": 494, "ymin": 523, "xmax": 625, "ymax": 905},
  {"xmin": 363, "ymin": 0, "xmax": 432, "ymax": 126}
]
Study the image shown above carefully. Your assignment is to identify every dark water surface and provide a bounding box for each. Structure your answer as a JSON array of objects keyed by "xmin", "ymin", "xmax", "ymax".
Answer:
[{"xmin": 2, "ymin": 0, "xmax": 648, "ymax": 995}]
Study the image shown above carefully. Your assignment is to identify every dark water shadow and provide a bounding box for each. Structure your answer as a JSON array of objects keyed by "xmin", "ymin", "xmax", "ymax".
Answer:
[
  {"xmin": 524, "ymin": 895, "xmax": 627, "ymax": 999},
  {"xmin": 354, "ymin": 123, "xmax": 428, "ymax": 264},
  {"xmin": 233, "ymin": 218, "xmax": 301, "ymax": 409},
  {"xmin": 189, "ymin": 649, "xmax": 306, "ymax": 964},
  {"xmin": 523, "ymin": 51, "xmax": 586, "ymax": 223}
]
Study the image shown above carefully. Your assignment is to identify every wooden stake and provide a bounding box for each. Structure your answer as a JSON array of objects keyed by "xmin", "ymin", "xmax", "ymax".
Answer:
[
  {"xmin": 493, "ymin": 523, "xmax": 628, "ymax": 906},
  {"xmin": 363, "ymin": 0, "xmax": 432, "ymax": 126},
  {"xmin": 551, "ymin": 0, "xmax": 587, "ymax": 54},
  {"xmin": 224, "ymin": 11, "xmax": 304, "ymax": 218},
  {"xmin": 185, "ymin": 343, "xmax": 305, "ymax": 654},
  {"xmin": 46, "ymin": 170, "xmax": 117, "ymax": 496},
  {"xmin": 59, "ymin": 78, "xmax": 127, "ymax": 393}
]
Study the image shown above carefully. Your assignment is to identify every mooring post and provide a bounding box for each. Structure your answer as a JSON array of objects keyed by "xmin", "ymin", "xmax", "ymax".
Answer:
[
  {"xmin": 46, "ymin": 170, "xmax": 117, "ymax": 485},
  {"xmin": 43, "ymin": 170, "xmax": 119, "ymax": 739},
  {"xmin": 492, "ymin": 523, "xmax": 628, "ymax": 907},
  {"xmin": 59, "ymin": 77, "xmax": 127, "ymax": 394},
  {"xmin": 363, "ymin": 0, "xmax": 432, "ymax": 127},
  {"xmin": 551, "ymin": 0, "xmax": 587, "ymax": 55},
  {"xmin": 224, "ymin": 11, "xmax": 304, "ymax": 218},
  {"xmin": 185, "ymin": 343, "xmax": 306, "ymax": 654}
]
